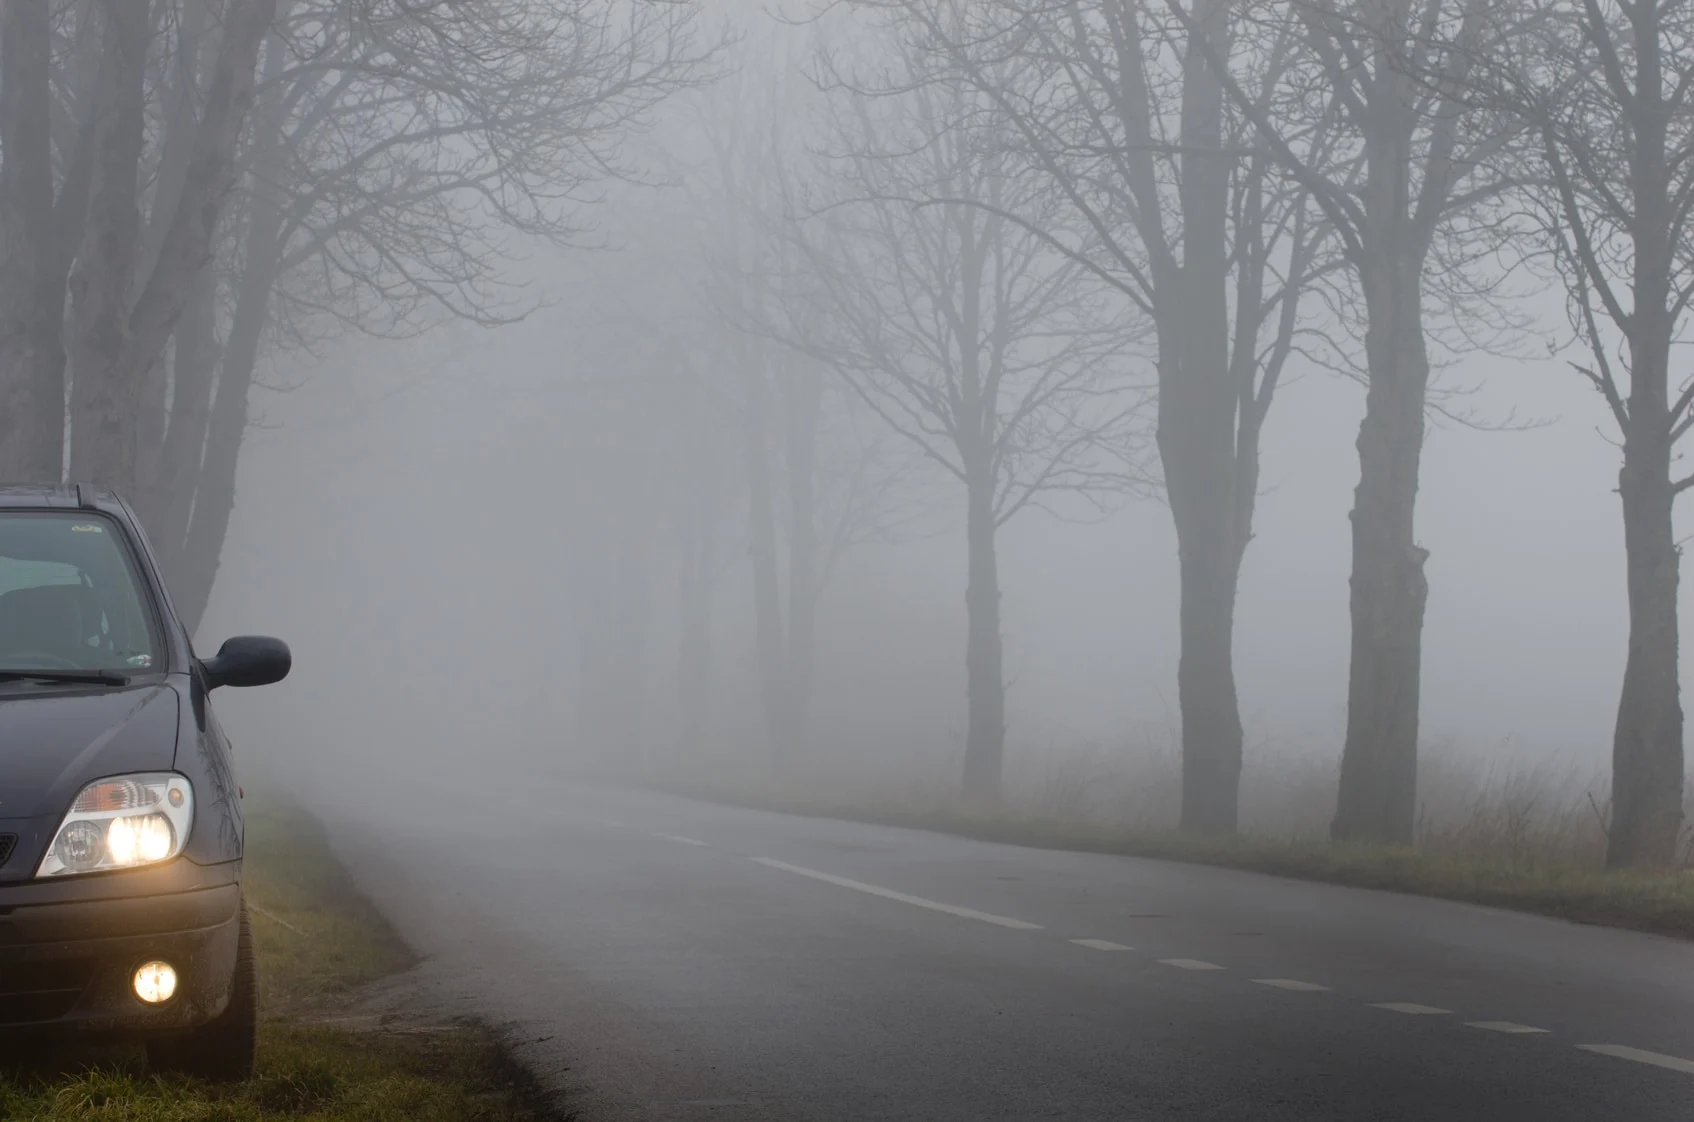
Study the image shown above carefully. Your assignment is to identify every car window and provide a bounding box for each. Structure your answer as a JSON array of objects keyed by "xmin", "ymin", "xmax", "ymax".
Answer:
[{"xmin": 0, "ymin": 513, "xmax": 160, "ymax": 673}]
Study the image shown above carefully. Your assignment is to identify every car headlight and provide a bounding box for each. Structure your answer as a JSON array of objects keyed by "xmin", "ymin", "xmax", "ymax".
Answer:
[{"xmin": 35, "ymin": 773, "xmax": 193, "ymax": 877}]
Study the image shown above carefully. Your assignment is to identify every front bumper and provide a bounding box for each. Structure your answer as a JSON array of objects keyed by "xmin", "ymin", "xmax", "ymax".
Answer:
[{"xmin": 0, "ymin": 858, "xmax": 241, "ymax": 1037}]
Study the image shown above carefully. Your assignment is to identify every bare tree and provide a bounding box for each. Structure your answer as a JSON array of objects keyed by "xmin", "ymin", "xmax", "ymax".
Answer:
[
  {"xmin": 874, "ymin": 0, "xmax": 1332, "ymax": 831},
  {"xmin": 158, "ymin": 0, "xmax": 712, "ymax": 632},
  {"xmin": 67, "ymin": 0, "xmax": 276, "ymax": 494},
  {"xmin": 793, "ymin": 28, "xmax": 1146, "ymax": 800},
  {"xmin": 1475, "ymin": 0, "xmax": 1694, "ymax": 867},
  {"xmin": 687, "ymin": 39, "xmax": 929, "ymax": 770},
  {"xmin": 1190, "ymin": 0, "xmax": 1522, "ymax": 844}
]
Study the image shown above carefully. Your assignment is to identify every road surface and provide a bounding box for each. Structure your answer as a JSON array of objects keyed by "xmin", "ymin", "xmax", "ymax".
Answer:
[{"xmin": 318, "ymin": 780, "xmax": 1694, "ymax": 1121}]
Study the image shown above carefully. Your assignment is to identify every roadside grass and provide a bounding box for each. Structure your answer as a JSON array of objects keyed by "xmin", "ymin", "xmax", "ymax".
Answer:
[
  {"xmin": 653, "ymin": 771, "xmax": 1694, "ymax": 942},
  {"xmin": 0, "ymin": 800, "xmax": 562, "ymax": 1122}
]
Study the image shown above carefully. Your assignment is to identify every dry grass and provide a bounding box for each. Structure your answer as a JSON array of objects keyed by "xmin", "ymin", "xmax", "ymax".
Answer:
[{"xmin": 660, "ymin": 732, "xmax": 1694, "ymax": 939}]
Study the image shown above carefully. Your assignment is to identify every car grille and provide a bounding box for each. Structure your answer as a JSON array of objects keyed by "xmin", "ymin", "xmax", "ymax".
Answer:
[
  {"xmin": 0, "ymin": 959, "xmax": 95, "ymax": 1025},
  {"xmin": 0, "ymin": 834, "xmax": 15, "ymax": 867}
]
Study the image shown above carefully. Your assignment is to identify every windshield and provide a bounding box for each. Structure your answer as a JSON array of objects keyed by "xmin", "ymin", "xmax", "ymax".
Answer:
[{"xmin": 0, "ymin": 512, "xmax": 160, "ymax": 675}]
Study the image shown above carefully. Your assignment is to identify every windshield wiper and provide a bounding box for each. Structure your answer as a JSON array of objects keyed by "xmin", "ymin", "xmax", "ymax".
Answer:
[{"xmin": 0, "ymin": 668, "xmax": 131, "ymax": 685}]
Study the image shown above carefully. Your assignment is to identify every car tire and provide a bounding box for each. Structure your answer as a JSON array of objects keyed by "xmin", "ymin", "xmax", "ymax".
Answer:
[{"xmin": 146, "ymin": 900, "xmax": 257, "ymax": 1082}]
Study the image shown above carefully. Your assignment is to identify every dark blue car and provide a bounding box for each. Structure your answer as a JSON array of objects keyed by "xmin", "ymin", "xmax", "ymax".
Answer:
[{"xmin": 0, "ymin": 483, "xmax": 289, "ymax": 1080}]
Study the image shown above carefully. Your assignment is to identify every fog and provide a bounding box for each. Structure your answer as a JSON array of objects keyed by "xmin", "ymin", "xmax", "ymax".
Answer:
[
  {"xmin": 208, "ymin": 244, "xmax": 1659, "ymax": 803},
  {"xmin": 154, "ymin": 0, "xmax": 1694, "ymax": 855}
]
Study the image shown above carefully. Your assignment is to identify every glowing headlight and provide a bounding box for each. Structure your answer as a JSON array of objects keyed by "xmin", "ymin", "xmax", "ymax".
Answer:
[{"xmin": 36, "ymin": 773, "xmax": 193, "ymax": 877}]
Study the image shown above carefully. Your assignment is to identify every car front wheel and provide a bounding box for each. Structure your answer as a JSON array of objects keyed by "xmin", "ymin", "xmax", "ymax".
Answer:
[{"xmin": 147, "ymin": 899, "xmax": 257, "ymax": 1082}]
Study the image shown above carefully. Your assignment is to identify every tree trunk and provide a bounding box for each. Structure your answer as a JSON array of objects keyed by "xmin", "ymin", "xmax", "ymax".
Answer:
[
  {"xmin": 155, "ymin": 269, "xmax": 219, "ymax": 581},
  {"xmin": 66, "ymin": 0, "xmax": 150, "ymax": 493},
  {"xmin": 609, "ymin": 525, "xmax": 651, "ymax": 774},
  {"xmin": 174, "ymin": 241, "xmax": 279, "ymax": 637},
  {"xmin": 120, "ymin": 0, "xmax": 275, "ymax": 407},
  {"xmin": 1607, "ymin": 199, "xmax": 1684, "ymax": 866},
  {"xmin": 676, "ymin": 480, "xmax": 714, "ymax": 760},
  {"xmin": 1166, "ymin": 0, "xmax": 1244, "ymax": 835},
  {"xmin": 0, "ymin": 0, "xmax": 58, "ymax": 480},
  {"xmin": 133, "ymin": 0, "xmax": 213, "ymax": 529},
  {"xmin": 32, "ymin": 46, "xmax": 106, "ymax": 483},
  {"xmin": 783, "ymin": 363, "xmax": 822, "ymax": 761},
  {"xmin": 960, "ymin": 471, "xmax": 1005, "ymax": 802},
  {"xmin": 1609, "ymin": 444, "xmax": 1684, "ymax": 867},
  {"xmin": 741, "ymin": 358, "xmax": 788, "ymax": 767},
  {"xmin": 572, "ymin": 539, "xmax": 622, "ymax": 773},
  {"xmin": 1331, "ymin": 260, "xmax": 1430, "ymax": 846},
  {"xmin": 1172, "ymin": 530, "xmax": 1246, "ymax": 833},
  {"xmin": 173, "ymin": 31, "xmax": 290, "ymax": 637}
]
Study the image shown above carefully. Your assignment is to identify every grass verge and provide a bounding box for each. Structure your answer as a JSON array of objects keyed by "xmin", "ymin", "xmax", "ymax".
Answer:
[
  {"xmin": 655, "ymin": 778, "xmax": 1694, "ymax": 941},
  {"xmin": 0, "ymin": 800, "xmax": 563, "ymax": 1121}
]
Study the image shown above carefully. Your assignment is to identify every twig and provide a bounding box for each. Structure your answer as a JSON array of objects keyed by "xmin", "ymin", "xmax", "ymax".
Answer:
[{"xmin": 1586, "ymin": 791, "xmax": 1610, "ymax": 841}]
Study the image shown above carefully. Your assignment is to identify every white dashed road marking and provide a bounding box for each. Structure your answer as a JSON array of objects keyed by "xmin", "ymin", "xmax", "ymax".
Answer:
[
  {"xmin": 1468, "ymin": 1021, "xmax": 1548, "ymax": 1035},
  {"xmin": 750, "ymin": 857, "xmax": 1043, "ymax": 930},
  {"xmin": 1371, "ymin": 1003, "xmax": 1451, "ymax": 1015},
  {"xmin": 655, "ymin": 833, "xmax": 708, "ymax": 847},
  {"xmin": 1071, "ymin": 939, "xmax": 1132, "ymax": 951},
  {"xmin": 1576, "ymin": 1044, "xmax": 1694, "ymax": 1075},
  {"xmin": 1253, "ymin": 978, "xmax": 1330, "ymax": 992},
  {"xmin": 1159, "ymin": 958, "xmax": 1224, "ymax": 971}
]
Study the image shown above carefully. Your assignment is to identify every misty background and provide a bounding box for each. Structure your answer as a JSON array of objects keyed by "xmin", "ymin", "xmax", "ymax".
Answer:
[
  {"xmin": 212, "ymin": 198, "xmax": 1649, "ymax": 809},
  {"xmin": 12, "ymin": 0, "xmax": 1679, "ymax": 852}
]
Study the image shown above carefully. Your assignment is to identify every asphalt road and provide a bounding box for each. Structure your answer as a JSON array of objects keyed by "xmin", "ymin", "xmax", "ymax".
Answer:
[{"xmin": 318, "ymin": 779, "xmax": 1694, "ymax": 1121}]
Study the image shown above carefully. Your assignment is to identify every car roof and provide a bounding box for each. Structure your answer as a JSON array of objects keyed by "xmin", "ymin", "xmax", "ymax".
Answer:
[{"xmin": 0, "ymin": 483, "xmax": 128, "ymax": 516}]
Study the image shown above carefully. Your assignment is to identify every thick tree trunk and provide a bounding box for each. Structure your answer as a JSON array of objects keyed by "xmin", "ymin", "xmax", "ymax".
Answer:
[
  {"xmin": 1607, "ymin": 234, "xmax": 1684, "ymax": 867},
  {"xmin": 1609, "ymin": 446, "xmax": 1683, "ymax": 867},
  {"xmin": 1331, "ymin": 262, "xmax": 1430, "ymax": 846},
  {"xmin": 783, "ymin": 363, "xmax": 822, "ymax": 761},
  {"xmin": 676, "ymin": 481, "xmax": 714, "ymax": 759},
  {"xmin": 155, "ymin": 270, "xmax": 219, "ymax": 581},
  {"xmin": 960, "ymin": 472, "xmax": 1006, "ymax": 802},
  {"xmin": 1173, "ymin": 530, "xmax": 1246, "ymax": 832},
  {"xmin": 173, "ymin": 32, "xmax": 290, "ymax": 637},
  {"xmin": 0, "ymin": 0, "xmax": 59, "ymax": 480},
  {"xmin": 741, "ymin": 360, "xmax": 789, "ymax": 767},
  {"xmin": 174, "ymin": 244, "xmax": 279, "ymax": 637},
  {"xmin": 1166, "ymin": 0, "xmax": 1244, "ymax": 834},
  {"xmin": 32, "ymin": 55, "xmax": 105, "ymax": 483},
  {"xmin": 133, "ymin": 0, "xmax": 213, "ymax": 530},
  {"xmin": 66, "ymin": 0, "xmax": 150, "ymax": 492},
  {"xmin": 120, "ymin": 0, "xmax": 275, "ymax": 402}
]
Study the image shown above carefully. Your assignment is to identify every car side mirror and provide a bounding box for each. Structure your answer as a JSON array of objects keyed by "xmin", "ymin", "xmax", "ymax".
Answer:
[{"xmin": 201, "ymin": 636, "xmax": 291, "ymax": 690}]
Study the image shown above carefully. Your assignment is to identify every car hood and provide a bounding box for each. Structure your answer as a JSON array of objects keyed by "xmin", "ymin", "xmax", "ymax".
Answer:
[{"xmin": 0, "ymin": 682, "xmax": 181, "ymax": 819}]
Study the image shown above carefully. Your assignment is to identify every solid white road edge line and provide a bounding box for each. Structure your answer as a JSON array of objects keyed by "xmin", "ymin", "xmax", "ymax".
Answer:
[
  {"xmin": 750, "ymin": 857, "xmax": 1043, "ymax": 930},
  {"xmin": 1576, "ymin": 1044, "xmax": 1694, "ymax": 1075},
  {"xmin": 1071, "ymin": 939, "xmax": 1133, "ymax": 951}
]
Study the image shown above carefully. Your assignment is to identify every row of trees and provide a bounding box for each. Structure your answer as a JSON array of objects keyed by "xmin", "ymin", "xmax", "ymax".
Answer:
[
  {"xmin": 0, "ymin": 0, "xmax": 707, "ymax": 626},
  {"xmin": 641, "ymin": 0, "xmax": 1694, "ymax": 871},
  {"xmin": 1, "ymin": 1, "xmax": 1687, "ymax": 870}
]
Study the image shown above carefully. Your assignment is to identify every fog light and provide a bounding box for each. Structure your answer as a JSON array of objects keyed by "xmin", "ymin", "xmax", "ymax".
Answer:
[{"xmin": 133, "ymin": 960, "xmax": 177, "ymax": 1004}]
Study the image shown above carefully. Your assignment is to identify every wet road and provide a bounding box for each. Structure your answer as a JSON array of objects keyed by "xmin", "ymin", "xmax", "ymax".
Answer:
[{"xmin": 319, "ymin": 780, "xmax": 1694, "ymax": 1121}]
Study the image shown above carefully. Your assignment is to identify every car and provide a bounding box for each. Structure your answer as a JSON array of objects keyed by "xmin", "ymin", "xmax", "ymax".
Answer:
[{"xmin": 0, "ymin": 482, "xmax": 289, "ymax": 1080}]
